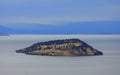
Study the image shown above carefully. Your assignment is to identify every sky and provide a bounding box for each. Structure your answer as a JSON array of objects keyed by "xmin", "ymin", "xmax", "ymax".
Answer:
[{"xmin": 0, "ymin": 0, "xmax": 120, "ymax": 25}]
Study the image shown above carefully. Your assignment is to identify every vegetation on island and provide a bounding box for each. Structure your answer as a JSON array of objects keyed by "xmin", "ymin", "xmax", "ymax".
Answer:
[{"xmin": 16, "ymin": 39, "xmax": 103, "ymax": 56}]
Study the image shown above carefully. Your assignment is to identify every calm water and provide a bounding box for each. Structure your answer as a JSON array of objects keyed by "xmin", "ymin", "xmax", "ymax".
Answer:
[{"xmin": 0, "ymin": 35, "xmax": 120, "ymax": 75}]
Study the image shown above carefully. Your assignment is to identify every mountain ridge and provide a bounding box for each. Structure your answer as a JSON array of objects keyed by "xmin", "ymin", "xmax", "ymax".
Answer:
[{"xmin": 1, "ymin": 21, "xmax": 120, "ymax": 34}]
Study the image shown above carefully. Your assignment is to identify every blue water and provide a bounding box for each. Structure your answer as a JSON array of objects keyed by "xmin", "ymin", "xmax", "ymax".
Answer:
[{"xmin": 0, "ymin": 35, "xmax": 120, "ymax": 75}]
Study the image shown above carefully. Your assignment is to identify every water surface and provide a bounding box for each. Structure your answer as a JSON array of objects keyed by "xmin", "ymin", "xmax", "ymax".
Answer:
[{"xmin": 0, "ymin": 35, "xmax": 120, "ymax": 75}]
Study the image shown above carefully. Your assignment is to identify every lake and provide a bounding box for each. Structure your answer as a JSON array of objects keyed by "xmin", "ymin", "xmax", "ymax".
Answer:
[{"xmin": 0, "ymin": 34, "xmax": 120, "ymax": 75}]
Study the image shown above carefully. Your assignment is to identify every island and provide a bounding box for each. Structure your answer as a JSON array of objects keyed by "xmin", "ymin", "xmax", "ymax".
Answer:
[{"xmin": 16, "ymin": 39, "xmax": 103, "ymax": 56}]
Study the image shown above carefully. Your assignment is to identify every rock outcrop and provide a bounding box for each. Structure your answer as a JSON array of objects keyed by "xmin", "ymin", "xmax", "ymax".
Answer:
[{"xmin": 16, "ymin": 39, "xmax": 103, "ymax": 56}]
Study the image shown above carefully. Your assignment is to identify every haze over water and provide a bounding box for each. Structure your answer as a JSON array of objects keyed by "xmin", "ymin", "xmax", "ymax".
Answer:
[{"xmin": 0, "ymin": 35, "xmax": 120, "ymax": 75}]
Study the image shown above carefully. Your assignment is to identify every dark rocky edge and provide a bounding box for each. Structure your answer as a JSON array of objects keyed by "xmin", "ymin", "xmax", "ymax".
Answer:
[{"xmin": 16, "ymin": 39, "xmax": 103, "ymax": 56}]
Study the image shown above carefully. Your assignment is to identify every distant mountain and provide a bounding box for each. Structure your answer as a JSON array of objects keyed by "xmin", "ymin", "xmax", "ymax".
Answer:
[
  {"xmin": 1, "ymin": 21, "xmax": 120, "ymax": 34},
  {"xmin": 5, "ymin": 24, "xmax": 55, "ymax": 34},
  {"xmin": 0, "ymin": 32, "xmax": 9, "ymax": 36},
  {"xmin": 0, "ymin": 25, "xmax": 15, "ymax": 34},
  {"xmin": 55, "ymin": 21, "xmax": 120, "ymax": 34}
]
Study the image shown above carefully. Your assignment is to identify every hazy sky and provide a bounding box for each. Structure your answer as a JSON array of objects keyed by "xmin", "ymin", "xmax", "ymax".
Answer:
[{"xmin": 0, "ymin": 0, "xmax": 120, "ymax": 24}]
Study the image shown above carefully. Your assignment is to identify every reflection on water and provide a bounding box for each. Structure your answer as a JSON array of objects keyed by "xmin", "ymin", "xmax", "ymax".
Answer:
[{"xmin": 0, "ymin": 35, "xmax": 120, "ymax": 75}]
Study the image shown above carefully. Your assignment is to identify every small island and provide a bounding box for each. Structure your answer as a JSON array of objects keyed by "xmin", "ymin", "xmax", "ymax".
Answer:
[{"xmin": 16, "ymin": 39, "xmax": 103, "ymax": 56}]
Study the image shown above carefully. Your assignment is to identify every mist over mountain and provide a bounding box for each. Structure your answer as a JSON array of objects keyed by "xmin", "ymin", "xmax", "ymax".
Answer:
[{"xmin": 0, "ymin": 21, "xmax": 120, "ymax": 34}]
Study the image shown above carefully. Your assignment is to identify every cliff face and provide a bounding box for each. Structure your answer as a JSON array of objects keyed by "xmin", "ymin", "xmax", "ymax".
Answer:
[{"xmin": 16, "ymin": 39, "xmax": 103, "ymax": 56}]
